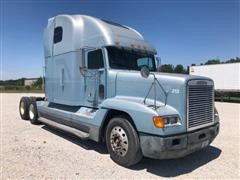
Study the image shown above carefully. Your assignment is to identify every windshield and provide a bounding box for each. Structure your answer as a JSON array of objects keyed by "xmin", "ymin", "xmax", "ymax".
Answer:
[{"xmin": 107, "ymin": 47, "xmax": 156, "ymax": 71}]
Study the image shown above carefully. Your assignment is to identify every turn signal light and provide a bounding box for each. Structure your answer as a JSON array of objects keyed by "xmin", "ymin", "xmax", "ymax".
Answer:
[
  {"xmin": 131, "ymin": 44, "xmax": 141, "ymax": 49},
  {"xmin": 153, "ymin": 116, "xmax": 165, "ymax": 128}
]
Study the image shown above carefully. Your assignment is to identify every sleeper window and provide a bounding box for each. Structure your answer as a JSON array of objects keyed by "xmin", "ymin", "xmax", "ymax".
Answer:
[
  {"xmin": 88, "ymin": 50, "xmax": 104, "ymax": 69},
  {"xmin": 54, "ymin": 26, "xmax": 63, "ymax": 44}
]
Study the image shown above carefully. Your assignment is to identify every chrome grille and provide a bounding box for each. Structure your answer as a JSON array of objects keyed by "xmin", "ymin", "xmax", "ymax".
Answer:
[{"xmin": 187, "ymin": 80, "xmax": 214, "ymax": 131}]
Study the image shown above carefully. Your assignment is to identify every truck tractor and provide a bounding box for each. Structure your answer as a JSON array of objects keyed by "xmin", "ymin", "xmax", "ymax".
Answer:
[{"xmin": 19, "ymin": 15, "xmax": 220, "ymax": 167}]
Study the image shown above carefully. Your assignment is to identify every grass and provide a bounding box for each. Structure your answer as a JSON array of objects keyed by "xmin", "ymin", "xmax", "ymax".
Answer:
[
  {"xmin": 0, "ymin": 85, "xmax": 43, "ymax": 93},
  {"xmin": 215, "ymin": 96, "xmax": 240, "ymax": 103},
  {"xmin": 0, "ymin": 90, "xmax": 43, "ymax": 93}
]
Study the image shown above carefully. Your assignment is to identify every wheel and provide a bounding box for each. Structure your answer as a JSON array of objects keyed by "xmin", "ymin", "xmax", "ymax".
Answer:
[
  {"xmin": 19, "ymin": 97, "xmax": 30, "ymax": 120},
  {"xmin": 105, "ymin": 116, "xmax": 142, "ymax": 167},
  {"xmin": 28, "ymin": 100, "xmax": 40, "ymax": 125}
]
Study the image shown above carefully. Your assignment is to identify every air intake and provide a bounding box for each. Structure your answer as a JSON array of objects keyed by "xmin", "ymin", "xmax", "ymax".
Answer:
[{"xmin": 187, "ymin": 80, "xmax": 214, "ymax": 131}]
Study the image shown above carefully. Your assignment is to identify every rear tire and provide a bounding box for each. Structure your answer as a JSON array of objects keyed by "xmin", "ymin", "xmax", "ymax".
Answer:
[
  {"xmin": 105, "ymin": 116, "xmax": 142, "ymax": 167},
  {"xmin": 19, "ymin": 97, "xmax": 30, "ymax": 120},
  {"xmin": 28, "ymin": 99, "xmax": 40, "ymax": 125}
]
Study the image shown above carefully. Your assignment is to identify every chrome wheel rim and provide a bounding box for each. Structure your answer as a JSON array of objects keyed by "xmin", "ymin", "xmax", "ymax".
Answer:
[
  {"xmin": 29, "ymin": 104, "xmax": 34, "ymax": 120},
  {"xmin": 110, "ymin": 126, "xmax": 128, "ymax": 157},
  {"xmin": 20, "ymin": 101, "xmax": 25, "ymax": 115}
]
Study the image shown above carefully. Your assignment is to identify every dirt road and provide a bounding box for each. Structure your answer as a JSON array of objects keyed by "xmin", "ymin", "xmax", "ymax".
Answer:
[{"xmin": 1, "ymin": 93, "xmax": 239, "ymax": 179}]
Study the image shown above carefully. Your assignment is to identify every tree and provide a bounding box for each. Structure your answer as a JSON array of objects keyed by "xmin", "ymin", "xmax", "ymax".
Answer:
[
  {"xmin": 225, "ymin": 57, "xmax": 240, "ymax": 63},
  {"xmin": 186, "ymin": 66, "xmax": 190, "ymax": 74},
  {"xmin": 174, "ymin": 64, "xmax": 185, "ymax": 73},
  {"xmin": 25, "ymin": 85, "xmax": 30, "ymax": 90},
  {"xmin": 201, "ymin": 57, "xmax": 240, "ymax": 65},
  {"xmin": 205, "ymin": 59, "xmax": 220, "ymax": 65},
  {"xmin": 160, "ymin": 64, "xmax": 174, "ymax": 73},
  {"xmin": 32, "ymin": 77, "xmax": 43, "ymax": 89},
  {"xmin": 16, "ymin": 78, "xmax": 25, "ymax": 86}
]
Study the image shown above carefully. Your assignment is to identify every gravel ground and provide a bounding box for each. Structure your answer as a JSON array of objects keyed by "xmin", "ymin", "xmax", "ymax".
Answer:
[{"xmin": 1, "ymin": 93, "xmax": 240, "ymax": 179}]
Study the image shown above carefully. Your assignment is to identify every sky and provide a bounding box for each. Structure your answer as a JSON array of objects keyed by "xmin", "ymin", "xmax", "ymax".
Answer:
[{"xmin": 0, "ymin": 0, "xmax": 239, "ymax": 80}]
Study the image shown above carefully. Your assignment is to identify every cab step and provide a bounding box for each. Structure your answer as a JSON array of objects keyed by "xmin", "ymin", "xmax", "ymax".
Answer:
[{"xmin": 38, "ymin": 117, "xmax": 90, "ymax": 139}]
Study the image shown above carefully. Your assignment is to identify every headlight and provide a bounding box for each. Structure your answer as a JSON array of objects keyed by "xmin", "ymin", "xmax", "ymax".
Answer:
[
  {"xmin": 166, "ymin": 116, "xmax": 179, "ymax": 124},
  {"xmin": 153, "ymin": 116, "xmax": 180, "ymax": 128}
]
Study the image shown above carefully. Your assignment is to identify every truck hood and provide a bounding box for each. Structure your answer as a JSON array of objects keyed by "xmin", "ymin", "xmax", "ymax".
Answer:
[
  {"xmin": 114, "ymin": 70, "xmax": 212, "ymax": 115},
  {"xmin": 115, "ymin": 70, "xmax": 211, "ymax": 99}
]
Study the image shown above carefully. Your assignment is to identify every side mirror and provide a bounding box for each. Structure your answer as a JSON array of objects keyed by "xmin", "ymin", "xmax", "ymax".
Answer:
[
  {"xmin": 140, "ymin": 66, "xmax": 150, "ymax": 78},
  {"xmin": 155, "ymin": 56, "xmax": 161, "ymax": 72},
  {"xmin": 79, "ymin": 48, "xmax": 87, "ymax": 75}
]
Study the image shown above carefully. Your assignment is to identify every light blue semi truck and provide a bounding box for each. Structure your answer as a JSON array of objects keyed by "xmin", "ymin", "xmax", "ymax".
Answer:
[{"xmin": 19, "ymin": 15, "xmax": 219, "ymax": 167}]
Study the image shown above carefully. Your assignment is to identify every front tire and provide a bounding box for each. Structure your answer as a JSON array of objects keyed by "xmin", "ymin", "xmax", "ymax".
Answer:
[
  {"xmin": 106, "ymin": 116, "xmax": 142, "ymax": 167},
  {"xmin": 28, "ymin": 100, "xmax": 40, "ymax": 125}
]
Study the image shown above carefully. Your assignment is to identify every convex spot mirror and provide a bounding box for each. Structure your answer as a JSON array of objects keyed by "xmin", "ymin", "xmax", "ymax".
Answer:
[{"xmin": 140, "ymin": 66, "xmax": 150, "ymax": 78}]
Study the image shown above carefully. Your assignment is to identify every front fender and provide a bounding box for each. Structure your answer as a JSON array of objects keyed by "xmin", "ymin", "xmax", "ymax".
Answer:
[{"xmin": 99, "ymin": 96, "xmax": 185, "ymax": 136}]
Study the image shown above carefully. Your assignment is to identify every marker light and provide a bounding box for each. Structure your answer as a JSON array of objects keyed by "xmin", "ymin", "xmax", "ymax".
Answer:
[
  {"xmin": 153, "ymin": 116, "xmax": 165, "ymax": 128},
  {"xmin": 131, "ymin": 44, "xmax": 141, "ymax": 49}
]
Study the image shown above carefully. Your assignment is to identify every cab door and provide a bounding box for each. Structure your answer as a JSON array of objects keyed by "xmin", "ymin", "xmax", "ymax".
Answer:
[{"xmin": 84, "ymin": 49, "xmax": 106, "ymax": 107}]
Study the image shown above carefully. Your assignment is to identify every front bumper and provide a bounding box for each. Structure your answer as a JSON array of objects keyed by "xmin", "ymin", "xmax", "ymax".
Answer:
[{"xmin": 139, "ymin": 123, "xmax": 219, "ymax": 159}]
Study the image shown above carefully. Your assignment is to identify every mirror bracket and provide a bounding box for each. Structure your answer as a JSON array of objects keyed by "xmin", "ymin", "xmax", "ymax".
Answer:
[
  {"xmin": 140, "ymin": 66, "xmax": 168, "ymax": 109},
  {"xmin": 79, "ymin": 66, "xmax": 87, "ymax": 76}
]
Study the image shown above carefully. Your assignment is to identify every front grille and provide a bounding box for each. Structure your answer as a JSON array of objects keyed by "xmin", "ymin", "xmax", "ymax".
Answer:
[{"xmin": 187, "ymin": 80, "xmax": 214, "ymax": 131}]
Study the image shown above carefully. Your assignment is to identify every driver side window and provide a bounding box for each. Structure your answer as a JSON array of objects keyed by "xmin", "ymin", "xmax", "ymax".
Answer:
[
  {"xmin": 87, "ymin": 49, "xmax": 104, "ymax": 69},
  {"xmin": 137, "ymin": 57, "xmax": 153, "ymax": 70}
]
